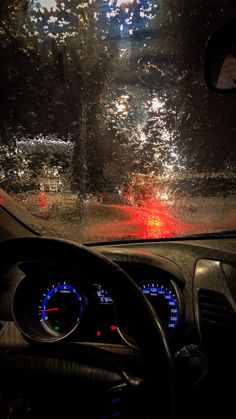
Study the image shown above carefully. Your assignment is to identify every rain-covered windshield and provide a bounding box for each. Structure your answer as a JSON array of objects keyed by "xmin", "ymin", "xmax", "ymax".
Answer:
[{"xmin": 0, "ymin": 0, "xmax": 236, "ymax": 243}]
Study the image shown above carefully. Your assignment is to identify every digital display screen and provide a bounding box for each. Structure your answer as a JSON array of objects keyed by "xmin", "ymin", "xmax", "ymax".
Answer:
[{"xmin": 94, "ymin": 284, "xmax": 113, "ymax": 304}]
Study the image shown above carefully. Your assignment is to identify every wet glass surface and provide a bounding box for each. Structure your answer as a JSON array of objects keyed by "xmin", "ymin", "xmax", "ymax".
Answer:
[{"xmin": 0, "ymin": 0, "xmax": 236, "ymax": 243}]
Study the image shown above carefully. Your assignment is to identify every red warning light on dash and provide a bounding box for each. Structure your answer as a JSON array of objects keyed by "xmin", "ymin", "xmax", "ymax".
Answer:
[{"xmin": 110, "ymin": 325, "xmax": 117, "ymax": 331}]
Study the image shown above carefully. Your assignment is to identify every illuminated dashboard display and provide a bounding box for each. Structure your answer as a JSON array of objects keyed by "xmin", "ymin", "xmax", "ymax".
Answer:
[
  {"xmin": 139, "ymin": 282, "xmax": 179, "ymax": 330},
  {"xmin": 94, "ymin": 280, "xmax": 179, "ymax": 332},
  {"xmin": 94, "ymin": 284, "xmax": 113, "ymax": 304}
]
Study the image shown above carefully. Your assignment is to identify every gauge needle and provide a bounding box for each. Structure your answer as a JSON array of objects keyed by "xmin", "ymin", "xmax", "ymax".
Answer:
[{"xmin": 38, "ymin": 308, "xmax": 59, "ymax": 313}]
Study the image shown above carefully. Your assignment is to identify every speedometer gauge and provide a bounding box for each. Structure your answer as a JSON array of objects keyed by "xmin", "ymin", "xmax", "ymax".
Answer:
[
  {"xmin": 38, "ymin": 283, "xmax": 84, "ymax": 337},
  {"xmin": 138, "ymin": 281, "xmax": 179, "ymax": 332},
  {"xmin": 118, "ymin": 279, "xmax": 180, "ymax": 349}
]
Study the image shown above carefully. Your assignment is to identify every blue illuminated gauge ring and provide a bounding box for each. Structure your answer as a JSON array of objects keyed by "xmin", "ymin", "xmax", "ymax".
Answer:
[
  {"xmin": 138, "ymin": 281, "xmax": 179, "ymax": 332},
  {"xmin": 38, "ymin": 283, "xmax": 84, "ymax": 337},
  {"xmin": 118, "ymin": 280, "xmax": 180, "ymax": 349}
]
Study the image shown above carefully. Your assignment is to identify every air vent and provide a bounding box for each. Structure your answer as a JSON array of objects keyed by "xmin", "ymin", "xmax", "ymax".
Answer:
[{"xmin": 198, "ymin": 289, "xmax": 235, "ymax": 329}]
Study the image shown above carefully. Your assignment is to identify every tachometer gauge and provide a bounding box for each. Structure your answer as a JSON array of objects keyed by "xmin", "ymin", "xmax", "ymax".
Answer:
[{"xmin": 38, "ymin": 283, "xmax": 84, "ymax": 337}]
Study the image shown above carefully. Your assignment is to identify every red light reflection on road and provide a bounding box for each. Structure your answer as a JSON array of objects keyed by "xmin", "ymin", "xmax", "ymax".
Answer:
[
  {"xmin": 85, "ymin": 200, "xmax": 191, "ymax": 241},
  {"xmin": 38, "ymin": 192, "xmax": 47, "ymax": 208},
  {"xmin": 126, "ymin": 201, "xmax": 190, "ymax": 239}
]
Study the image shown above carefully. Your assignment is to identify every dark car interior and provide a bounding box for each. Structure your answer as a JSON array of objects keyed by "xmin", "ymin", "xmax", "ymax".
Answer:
[
  {"xmin": 1, "ymin": 205, "xmax": 236, "ymax": 419},
  {"xmin": 1, "ymin": 2, "xmax": 236, "ymax": 419}
]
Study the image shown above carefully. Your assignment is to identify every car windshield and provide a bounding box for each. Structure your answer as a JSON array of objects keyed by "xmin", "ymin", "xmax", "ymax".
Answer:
[{"xmin": 0, "ymin": 0, "xmax": 236, "ymax": 243}]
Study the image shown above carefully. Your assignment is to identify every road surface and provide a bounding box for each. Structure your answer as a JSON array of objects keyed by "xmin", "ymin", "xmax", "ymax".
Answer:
[{"xmin": 1, "ymin": 190, "xmax": 236, "ymax": 243}]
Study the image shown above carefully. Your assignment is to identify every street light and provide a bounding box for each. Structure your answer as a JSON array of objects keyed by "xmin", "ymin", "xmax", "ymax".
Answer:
[
  {"xmin": 117, "ymin": 0, "xmax": 135, "ymax": 7},
  {"xmin": 37, "ymin": 0, "xmax": 57, "ymax": 11}
]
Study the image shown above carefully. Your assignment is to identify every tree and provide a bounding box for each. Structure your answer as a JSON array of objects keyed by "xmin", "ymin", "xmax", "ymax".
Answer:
[{"xmin": 0, "ymin": 0, "xmax": 116, "ymax": 195}]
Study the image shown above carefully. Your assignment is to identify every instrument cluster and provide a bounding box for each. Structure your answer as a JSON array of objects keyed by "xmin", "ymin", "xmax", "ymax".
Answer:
[{"xmin": 12, "ymin": 264, "xmax": 183, "ymax": 346}]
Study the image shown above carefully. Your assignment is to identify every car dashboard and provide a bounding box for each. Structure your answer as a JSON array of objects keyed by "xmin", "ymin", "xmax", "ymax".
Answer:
[
  {"xmin": 0, "ymin": 257, "xmax": 182, "ymax": 348},
  {"xmin": 1, "ymin": 236, "xmax": 236, "ymax": 359},
  {"xmin": 1, "ymin": 235, "xmax": 236, "ymax": 418}
]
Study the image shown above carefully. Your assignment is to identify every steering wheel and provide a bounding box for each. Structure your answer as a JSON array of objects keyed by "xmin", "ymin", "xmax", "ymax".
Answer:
[{"xmin": 0, "ymin": 237, "xmax": 176, "ymax": 419}]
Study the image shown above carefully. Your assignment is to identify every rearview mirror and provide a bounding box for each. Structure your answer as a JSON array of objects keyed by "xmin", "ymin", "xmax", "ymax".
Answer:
[{"xmin": 205, "ymin": 19, "xmax": 236, "ymax": 93}]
